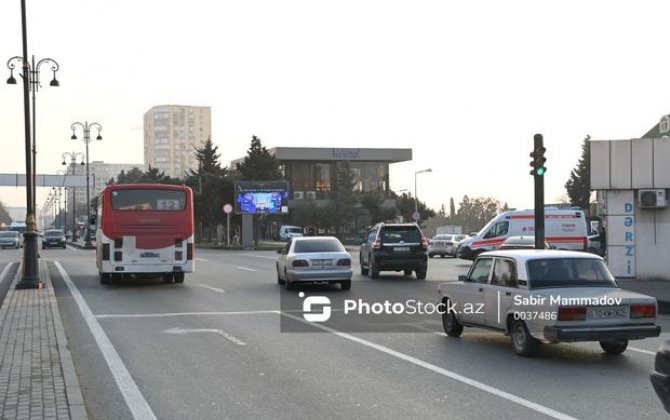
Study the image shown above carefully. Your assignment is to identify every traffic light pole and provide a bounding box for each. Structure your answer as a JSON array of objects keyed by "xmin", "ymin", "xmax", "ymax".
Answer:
[{"xmin": 532, "ymin": 134, "xmax": 545, "ymax": 249}]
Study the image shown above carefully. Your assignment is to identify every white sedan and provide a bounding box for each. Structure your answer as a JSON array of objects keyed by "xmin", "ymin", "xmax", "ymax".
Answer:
[
  {"xmin": 276, "ymin": 236, "xmax": 353, "ymax": 290},
  {"xmin": 438, "ymin": 250, "xmax": 661, "ymax": 356}
]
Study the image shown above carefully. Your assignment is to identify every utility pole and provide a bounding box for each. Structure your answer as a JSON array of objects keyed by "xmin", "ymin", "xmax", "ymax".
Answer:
[{"xmin": 529, "ymin": 134, "xmax": 547, "ymax": 249}]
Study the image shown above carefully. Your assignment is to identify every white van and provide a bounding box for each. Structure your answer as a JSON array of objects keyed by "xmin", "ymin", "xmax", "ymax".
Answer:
[
  {"xmin": 279, "ymin": 225, "xmax": 303, "ymax": 241},
  {"xmin": 457, "ymin": 209, "xmax": 588, "ymax": 260}
]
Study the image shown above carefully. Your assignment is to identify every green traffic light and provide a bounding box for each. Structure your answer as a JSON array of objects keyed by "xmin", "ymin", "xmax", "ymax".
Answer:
[{"xmin": 536, "ymin": 166, "xmax": 546, "ymax": 176}]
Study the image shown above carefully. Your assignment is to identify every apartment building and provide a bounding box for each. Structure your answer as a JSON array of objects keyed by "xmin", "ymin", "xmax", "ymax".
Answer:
[{"xmin": 144, "ymin": 105, "xmax": 212, "ymax": 179}]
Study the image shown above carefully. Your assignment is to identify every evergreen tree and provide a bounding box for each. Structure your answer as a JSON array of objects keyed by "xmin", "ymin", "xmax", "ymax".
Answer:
[
  {"xmin": 395, "ymin": 193, "xmax": 435, "ymax": 224},
  {"xmin": 236, "ymin": 135, "xmax": 283, "ymax": 180},
  {"xmin": 449, "ymin": 197, "xmax": 456, "ymax": 218},
  {"xmin": 0, "ymin": 201, "xmax": 12, "ymax": 225},
  {"xmin": 565, "ymin": 135, "xmax": 592, "ymax": 212}
]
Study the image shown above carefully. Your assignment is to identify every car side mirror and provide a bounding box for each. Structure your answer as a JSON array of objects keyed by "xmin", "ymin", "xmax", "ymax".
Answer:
[{"xmin": 458, "ymin": 275, "xmax": 467, "ymax": 282}]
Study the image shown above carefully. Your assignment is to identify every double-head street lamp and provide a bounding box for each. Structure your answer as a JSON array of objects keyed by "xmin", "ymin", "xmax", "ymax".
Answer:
[
  {"xmin": 70, "ymin": 122, "xmax": 102, "ymax": 247},
  {"xmin": 62, "ymin": 152, "xmax": 85, "ymax": 241},
  {"xmin": 414, "ymin": 168, "xmax": 432, "ymax": 222},
  {"xmin": 7, "ymin": 55, "xmax": 60, "ymax": 218}
]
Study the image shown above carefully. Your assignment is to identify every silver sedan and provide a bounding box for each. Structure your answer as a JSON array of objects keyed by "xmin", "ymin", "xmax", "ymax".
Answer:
[{"xmin": 276, "ymin": 236, "xmax": 353, "ymax": 290}]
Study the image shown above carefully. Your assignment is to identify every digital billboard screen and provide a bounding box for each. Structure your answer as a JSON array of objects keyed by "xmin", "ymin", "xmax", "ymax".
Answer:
[{"xmin": 234, "ymin": 180, "xmax": 289, "ymax": 215}]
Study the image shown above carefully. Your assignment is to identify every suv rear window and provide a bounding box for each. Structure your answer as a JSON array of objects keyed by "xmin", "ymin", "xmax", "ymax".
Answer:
[{"xmin": 380, "ymin": 226, "xmax": 421, "ymax": 243}]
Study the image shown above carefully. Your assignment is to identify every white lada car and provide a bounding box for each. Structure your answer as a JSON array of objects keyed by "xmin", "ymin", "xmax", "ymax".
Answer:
[{"xmin": 438, "ymin": 250, "xmax": 661, "ymax": 356}]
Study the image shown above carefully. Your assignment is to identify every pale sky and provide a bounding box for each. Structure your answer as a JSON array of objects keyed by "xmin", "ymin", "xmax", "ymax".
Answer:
[{"xmin": 1, "ymin": 0, "xmax": 669, "ymax": 217}]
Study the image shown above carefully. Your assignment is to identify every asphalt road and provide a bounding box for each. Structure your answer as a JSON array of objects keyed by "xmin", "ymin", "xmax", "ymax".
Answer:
[{"xmin": 1, "ymin": 246, "xmax": 668, "ymax": 420}]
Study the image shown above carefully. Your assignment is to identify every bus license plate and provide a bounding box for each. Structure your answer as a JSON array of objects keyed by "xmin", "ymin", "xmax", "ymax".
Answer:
[{"xmin": 588, "ymin": 307, "xmax": 628, "ymax": 319}]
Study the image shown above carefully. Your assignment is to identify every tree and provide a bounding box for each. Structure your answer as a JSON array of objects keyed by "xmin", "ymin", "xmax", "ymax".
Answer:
[
  {"xmin": 184, "ymin": 138, "xmax": 233, "ymax": 242},
  {"xmin": 236, "ymin": 135, "xmax": 283, "ymax": 180},
  {"xmin": 0, "ymin": 201, "xmax": 12, "ymax": 225},
  {"xmin": 330, "ymin": 161, "xmax": 359, "ymax": 234},
  {"xmin": 454, "ymin": 195, "xmax": 504, "ymax": 233},
  {"xmin": 395, "ymin": 193, "xmax": 435, "ymax": 224},
  {"xmin": 115, "ymin": 166, "xmax": 180, "ymax": 184},
  {"xmin": 565, "ymin": 135, "xmax": 592, "ymax": 213},
  {"xmin": 449, "ymin": 197, "xmax": 456, "ymax": 218}
]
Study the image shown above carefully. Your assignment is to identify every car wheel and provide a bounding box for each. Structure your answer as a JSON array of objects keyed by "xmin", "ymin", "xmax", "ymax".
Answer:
[
  {"xmin": 284, "ymin": 268, "xmax": 294, "ymax": 290},
  {"xmin": 99, "ymin": 272, "xmax": 111, "ymax": 285},
  {"xmin": 600, "ymin": 340, "xmax": 628, "ymax": 355},
  {"xmin": 403, "ymin": 269, "xmax": 412, "ymax": 276},
  {"xmin": 163, "ymin": 273, "xmax": 174, "ymax": 283},
  {"xmin": 277, "ymin": 264, "xmax": 285, "ymax": 285},
  {"xmin": 510, "ymin": 319, "xmax": 540, "ymax": 356},
  {"xmin": 360, "ymin": 256, "xmax": 369, "ymax": 276},
  {"xmin": 428, "ymin": 253, "xmax": 434, "ymax": 258},
  {"xmin": 368, "ymin": 261, "xmax": 379, "ymax": 279},
  {"xmin": 416, "ymin": 270, "xmax": 427, "ymax": 280},
  {"xmin": 442, "ymin": 300, "xmax": 463, "ymax": 337},
  {"xmin": 174, "ymin": 272, "xmax": 185, "ymax": 284},
  {"xmin": 341, "ymin": 280, "xmax": 351, "ymax": 290}
]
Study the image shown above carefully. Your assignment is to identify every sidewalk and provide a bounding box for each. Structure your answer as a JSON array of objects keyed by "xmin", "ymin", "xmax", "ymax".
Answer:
[{"xmin": 0, "ymin": 260, "xmax": 87, "ymax": 420}]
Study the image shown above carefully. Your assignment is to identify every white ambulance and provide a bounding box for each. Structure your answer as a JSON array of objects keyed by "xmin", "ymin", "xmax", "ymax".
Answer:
[{"xmin": 457, "ymin": 209, "xmax": 589, "ymax": 260}]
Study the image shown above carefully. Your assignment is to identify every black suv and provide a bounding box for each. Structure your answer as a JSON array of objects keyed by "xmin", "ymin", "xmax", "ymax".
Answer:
[{"xmin": 359, "ymin": 223, "xmax": 428, "ymax": 279}]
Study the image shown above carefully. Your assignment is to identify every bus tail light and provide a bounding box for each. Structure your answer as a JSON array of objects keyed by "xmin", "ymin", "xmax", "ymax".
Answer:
[
  {"xmin": 175, "ymin": 251, "xmax": 183, "ymax": 260},
  {"xmin": 558, "ymin": 307, "xmax": 587, "ymax": 321},
  {"xmin": 187, "ymin": 243, "xmax": 193, "ymax": 260},
  {"xmin": 102, "ymin": 243, "xmax": 110, "ymax": 261},
  {"xmin": 175, "ymin": 238, "xmax": 183, "ymax": 247},
  {"xmin": 630, "ymin": 304, "xmax": 656, "ymax": 319},
  {"xmin": 114, "ymin": 237, "xmax": 123, "ymax": 248},
  {"xmin": 114, "ymin": 251, "xmax": 123, "ymax": 262}
]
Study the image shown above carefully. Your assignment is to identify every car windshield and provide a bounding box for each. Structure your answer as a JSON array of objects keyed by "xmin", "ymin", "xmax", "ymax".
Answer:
[
  {"xmin": 288, "ymin": 227, "xmax": 302, "ymax": 233},
  {"xmin": 293, "ymin": 239, "xmax": 344, "ymax": 253},
  {"xmin": 526, "ymin": 258, "xmax": 617, "ymax": 288},
  {"xmin": 45, "ymin": 231, "xmax": 63, "ymax": 237},
  {"xmin": 380, "ymin": 226, "xmax": 421, "ymax": 243},
  {"xmin": 0, "ymin": 232, "xmax": 18, "ymax": 238},
  {"xmin": 433, "ymin": 235, "xmax": 452, "ymax": 240}
]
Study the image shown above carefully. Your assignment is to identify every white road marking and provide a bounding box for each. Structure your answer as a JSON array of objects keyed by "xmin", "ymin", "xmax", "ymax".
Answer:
[
  {"xmin": 0, "ymin": 262, "xmax": 15, "ymax": 285},
  {"xmin": 629, "ymin": 346, "xmax": 657, "ymax": 356},
  {"xmin": 237, "ymin": 266, "xmax": 257, "ymax": 272},
  {"xmin": 280, "ymin": 311, "xmax": 580, "ymax": 420},
  {"xmin": 195, "ymin": 257, "xmax": 208, "ymax": 262},
  {"xmin": 197, "ymin": 284, "xmax": 226, "ymax": 294},
  {"xmin": 235, "ymin": 253, "xmax": 276, "ymax": 260},
  {"xmin": 54, "ymin": 261, "xmax": 157, "ymax": 420},
  {"xmin": 66, "ymin": 245, "xmax": 79, "ymax": 251},
  {"xmin": 96, "ymin": 310, "xmax": 279, "ymax": 319},
  {"xmin": 164, "ymin": 327, "xmax": 246, "ymax": 346}
]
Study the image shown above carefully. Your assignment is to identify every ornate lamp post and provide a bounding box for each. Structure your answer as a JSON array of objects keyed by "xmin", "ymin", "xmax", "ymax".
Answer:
[
  {"xmin": 70, "ymin": 121, "xmax": 102, "ymax": 248},
  {"xmin": 7, "ymin": 55, "xmax": 59, "ymax": 217},
  {"xmin": 62, "ymin": 152, "xmax": 85, "ymax": 241}
]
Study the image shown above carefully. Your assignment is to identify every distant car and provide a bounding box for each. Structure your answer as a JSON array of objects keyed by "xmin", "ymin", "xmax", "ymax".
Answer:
[
  {"xmin": 428, "ymin": 234, "xmax": 468, "ymax": 258},
  {"xmin": 360, "ymin": 222, "xmax": 428, "ymax": 280},
  {"xmin": 651, "ymin": 339, "xmax": 670, "ymax": 413},
  {"xmin": 279, "ymin": 225, "xmax": 303, "ymax": 241},
  {"xmin": 438, "ymin": 250, "xmax": 660, "ymax": 356},
  {"xmin": 0, "ymin": 231, "xmax": 20, "ymax": 249},
  {"xmin": 42, "ymin": 229, "xmax": 66, "ymax": 249},
  {"xmin": 276, "ymin": 236, "xmax": 352, "ymax": 290},
  {"xmin": 497, "ymin": 235, "xmax": 551, "ymax": 250}
]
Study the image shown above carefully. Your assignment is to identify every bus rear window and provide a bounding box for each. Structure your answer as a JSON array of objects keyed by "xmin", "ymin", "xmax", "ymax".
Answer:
[{"xmin": 111, "ymin": 189, "xmax": 186, "ymax": 211}]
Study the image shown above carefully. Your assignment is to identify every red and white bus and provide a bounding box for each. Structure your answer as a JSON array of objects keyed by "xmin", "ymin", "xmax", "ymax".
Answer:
[{"xmin": 95, "ymin": 183, "xmax": 195, "ymax": 284}]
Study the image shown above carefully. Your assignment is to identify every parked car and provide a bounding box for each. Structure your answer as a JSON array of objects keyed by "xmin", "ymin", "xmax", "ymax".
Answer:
[
  {"xmin": 428, "ymin": 234, "xmax": 468, "ymax": 258},
  {"xmin": 497, "ymin": 235, "xmax": 551, "ymax": 250},
  {"xmin": 360, "ymin": 222, "xmax": 428, "ymax": 280},
  {"xmin": 0, "ymin": 231, "xmax": 20, "ymax": 249},
  {"xmin": 651, "ymin": 339, "xmax": 670, "ymax": 413},
  {"xmin": 279, "ymin": 225, "xmax": 303, "ymax": 241},
  {"xmin": 438, "ymin": 250, "xmax": 660, "ymax": 356},
  {"xmin": 42, "ymin": 229, "xmax": 66, "ymax": 249},
  {"xmin": 276, "ymin": 236, "xmax": 352, "ymax": 290}
]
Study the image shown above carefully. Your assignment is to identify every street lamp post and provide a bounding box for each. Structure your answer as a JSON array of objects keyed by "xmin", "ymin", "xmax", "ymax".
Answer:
[
  {"xmin": 62, "ymin": 152, "xmax": 85, "ymax": 241},
  {"xmin": 7, "ymin": 55, "xmax": 60, "ymax": 218},
  {"xmin": 70, "ymin": 121, "xmax": 103, "ymax": 248},
  {"xmin": 414, "ymin": 168, "xmax": 432, "ymax": 222},
  {"xmin": 55, "ymin": 171, "xmax": 67, "ymax": 232}
]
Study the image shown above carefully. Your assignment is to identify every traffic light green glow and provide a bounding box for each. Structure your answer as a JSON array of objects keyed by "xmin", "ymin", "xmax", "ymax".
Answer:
[{"xmin": 536, "ymin": 166, "xmax": 546, "ymax": 176}]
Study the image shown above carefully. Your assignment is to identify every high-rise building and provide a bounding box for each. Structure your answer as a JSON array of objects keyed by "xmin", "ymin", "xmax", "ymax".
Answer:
[{"xmin": 143, "ymin": 105, "xmax": 212, "ymax": 179}]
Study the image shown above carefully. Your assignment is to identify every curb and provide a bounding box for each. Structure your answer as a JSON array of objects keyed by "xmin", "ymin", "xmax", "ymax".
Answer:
[{"xmin": 42, "ymin": 260, "xmax": 89, "ymax": 420}]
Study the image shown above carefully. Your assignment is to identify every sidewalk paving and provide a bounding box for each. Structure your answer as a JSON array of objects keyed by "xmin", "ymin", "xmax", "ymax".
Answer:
[{"xmin": 0, "ymin": 260, "xmax": 87, "ymax": 420}]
